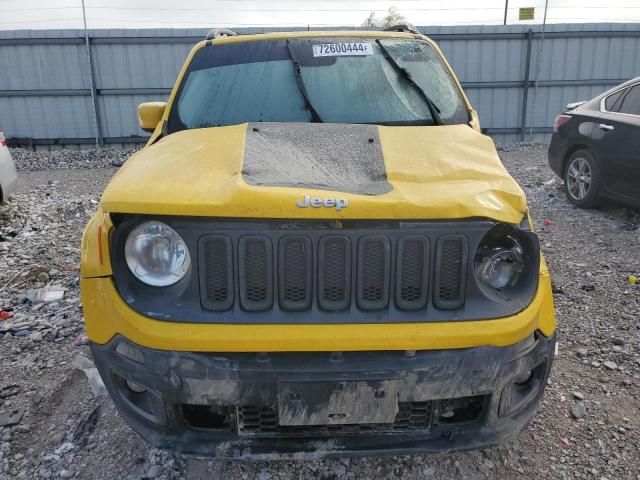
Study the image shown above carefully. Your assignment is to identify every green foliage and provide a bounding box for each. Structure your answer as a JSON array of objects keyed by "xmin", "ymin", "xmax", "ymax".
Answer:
[{"xmin": 362, "ymin": 6, "xmax": 407, "ymax": 28}]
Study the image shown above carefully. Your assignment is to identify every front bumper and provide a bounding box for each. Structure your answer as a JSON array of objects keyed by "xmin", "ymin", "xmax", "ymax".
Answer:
[{"xmin": 91, "ymin": 332, "xmax": 555, "ymax": 458}]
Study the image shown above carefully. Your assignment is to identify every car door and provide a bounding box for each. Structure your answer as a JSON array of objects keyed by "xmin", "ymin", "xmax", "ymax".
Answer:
[{"xmin": 596, "ymin": 84, "xmax": 640, "ymax": 200}]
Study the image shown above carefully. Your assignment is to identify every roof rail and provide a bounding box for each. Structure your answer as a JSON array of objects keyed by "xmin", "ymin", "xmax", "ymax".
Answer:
[
  {"xmin": 383, "ymin": 24, "xmax": 419, "ymax": 34},
  {"xmin": 205, "ymin": 28, "xmax": 238, "ymax": 40}
]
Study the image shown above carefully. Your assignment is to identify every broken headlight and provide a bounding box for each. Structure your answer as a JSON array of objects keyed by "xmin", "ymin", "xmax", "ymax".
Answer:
[
  {"xmin": 124, "ymin": 221, "xmax": 191, "ymax": 287},
  {"xmin": 474, "ymin": 223, "xmax": 537, "ymax": 300}
]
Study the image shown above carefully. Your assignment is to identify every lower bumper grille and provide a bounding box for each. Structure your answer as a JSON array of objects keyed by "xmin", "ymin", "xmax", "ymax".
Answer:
[
  {"xmin": 230, "ymin": 396, "xmax": 487, "ymax": 437},
  {"xmin": 237, "ymin": 401, "xmax": 436, "ymax": 436}
]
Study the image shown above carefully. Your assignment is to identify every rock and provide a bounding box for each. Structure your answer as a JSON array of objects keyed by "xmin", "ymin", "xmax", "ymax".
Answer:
[
  {"xmin": 28, "ymin": 331, "xmax": 43, "ymax": 342},
  {"xmin": 0, "ymin": 409, "xmax": 24, "ymax": 427},
  {"xmin": 36, "ymin": 272, "xmax": 49, "ymax": 283},
  {"xmin": 145, "ymin": 465, "xmax": 162, "ymax": 479},
  {"xmin": 58, "ymin": 328, "xmax": 75, "ymax": 338},
  {"xmin": 612, "ymin": 337, "xmax": 625, "ymax": 346},
  {"xmin": 571, "ymin": 402, "xmax": 587, "ymax": 419},
  {"xmin": 59, "ymin": 469, "xmax": 74, "ymax": 478},
  {"xmin": 54, "ymin": 443, "xmax": 75, "ymax": 455},
  {"xmin": 604, "ymin": 361, "xmax": 618, "ymax": 371},
  {"xmin": 576, "ymin": 348, "xmax": 589, "ymax": 358},
  {"xmin": 72, "ymin": 355, "xmax": 107, "ymax": 397},
  {"xmin": 332, "ymin": 463, "xmax": 346, "ymax": 476},
  {"xmin": 572, "ymin": 391, "xmax": 585, "ymax": 400}
]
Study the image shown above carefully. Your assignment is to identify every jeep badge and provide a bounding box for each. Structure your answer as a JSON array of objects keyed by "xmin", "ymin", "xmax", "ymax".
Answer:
[{"xmin": 296, "ymin": 194, "xmax": 349, "ymax": 211}]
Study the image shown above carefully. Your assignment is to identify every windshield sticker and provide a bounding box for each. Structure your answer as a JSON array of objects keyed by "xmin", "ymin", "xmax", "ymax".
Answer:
[{"xmin": 312, "ymin": 43, "xmax": 374, "ymax": 57}]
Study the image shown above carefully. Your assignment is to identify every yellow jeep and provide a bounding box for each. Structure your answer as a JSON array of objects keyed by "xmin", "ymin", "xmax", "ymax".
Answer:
[{"xmin": 80, "ymin": 28, "xmax": 555, "ymax": 458}]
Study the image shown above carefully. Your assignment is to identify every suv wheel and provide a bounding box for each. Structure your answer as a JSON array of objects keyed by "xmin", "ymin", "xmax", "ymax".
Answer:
[{"xmin": 564, "ymin": 149, "xmax": 601, "ymax": 208}]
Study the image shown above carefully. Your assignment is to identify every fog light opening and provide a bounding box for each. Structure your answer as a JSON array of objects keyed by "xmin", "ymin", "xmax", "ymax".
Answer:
[
  {"xmin": 125, "ymin": 380, "xmax": 148, "ymax": 393},
  {"xmin": 514, "ymin": 370, "xmax": 533, "ymax": 385}
]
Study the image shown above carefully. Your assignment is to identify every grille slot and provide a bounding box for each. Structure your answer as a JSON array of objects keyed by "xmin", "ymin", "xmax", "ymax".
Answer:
[
  {"xmin": 238, "ymin": 406, "xmax": 278, "ymax": 434},
  {"xmin": 278, "ymin": 236, "xmax": 312, "ymax": 311},
  {"xmin": 357, "ymin": 236, "xmax": 391, "ymax": 310},
  {"xmin": 395, "ymin": 236, "xmax": 429, "ymax": 311},
  {"xmin": 238, "ymin": 236, "xmax": 273, "ymax": 311},
  {"xmin": 318, "ymin": 236, "xmax": 351, "ymax": 311},
  {"xmin": 200, "ymin": 235, "xmax": 234, "ymax": 311},
  {"xmin": 434, "ymin": 235, "xmax": 468, "ymax": 310},
  {"xmin": 393, "ymin": 401, "xmax": 433, "ymax": 430}
]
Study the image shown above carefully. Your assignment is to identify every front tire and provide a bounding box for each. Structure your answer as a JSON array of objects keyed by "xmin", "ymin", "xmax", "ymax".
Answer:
[{"xmin": 563, "ymin": 149, "xmax": 602, "ymax": 208}]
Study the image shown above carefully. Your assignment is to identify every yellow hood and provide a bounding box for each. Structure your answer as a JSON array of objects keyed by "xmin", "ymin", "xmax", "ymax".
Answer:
[{"xmin": 101, "ymin": 123, "xmax": 527, "ymax": 223}]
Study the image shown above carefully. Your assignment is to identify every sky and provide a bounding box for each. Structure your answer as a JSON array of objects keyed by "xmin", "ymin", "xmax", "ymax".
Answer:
[{"xmin": 0, "ymin": 0, "xmax": 639, "ymax": 30}]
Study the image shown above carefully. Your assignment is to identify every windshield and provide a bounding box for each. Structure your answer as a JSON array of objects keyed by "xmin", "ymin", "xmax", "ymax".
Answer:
[{"xmin": 168, "ymin": 37, "xmax": 469, "ymax": 132}]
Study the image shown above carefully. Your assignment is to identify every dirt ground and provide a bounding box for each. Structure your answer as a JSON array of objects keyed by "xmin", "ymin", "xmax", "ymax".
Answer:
[{"xmin": 0, "ymin": 145, "xmax": 639, "ymax": 479}]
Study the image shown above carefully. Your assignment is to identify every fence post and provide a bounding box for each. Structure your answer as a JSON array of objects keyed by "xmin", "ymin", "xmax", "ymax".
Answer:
[
  {"xmin": 520, "ymin": 29, "xmax": 533, "ymax": 142},
  {"xmin": 84, "ymin": 35, "xmax": 104, "ymax": 146},
  {"xmin": 81, "ymin": 0, "xmax": 103, "ymax": 147}
]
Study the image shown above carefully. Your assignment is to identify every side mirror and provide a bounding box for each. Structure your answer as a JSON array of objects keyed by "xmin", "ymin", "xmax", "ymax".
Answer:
[
  {"xmin": 138, "ymin": 102, "xmax": 167, "ymax": 133},
  {"xmin": 468, "ymin": 108, "xmax": 481, "ymax": 132}
]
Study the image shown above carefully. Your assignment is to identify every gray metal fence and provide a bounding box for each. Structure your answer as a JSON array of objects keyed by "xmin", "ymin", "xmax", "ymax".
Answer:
[{"xmin": 1, "ymin": 23, "xmax": 639, "ymax": 147}]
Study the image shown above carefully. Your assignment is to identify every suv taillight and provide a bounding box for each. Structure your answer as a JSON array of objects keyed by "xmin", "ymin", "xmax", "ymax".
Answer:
[
  {"xmin": 553, "ymin": 115, "xmax": 571, "ymax": 133},
  {"xmin": 0, "ymin": 129, "xmax": 6, "ymax": 147}
]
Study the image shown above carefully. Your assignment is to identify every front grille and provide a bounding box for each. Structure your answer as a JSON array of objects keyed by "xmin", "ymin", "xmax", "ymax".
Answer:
[
  {"xmin": 117, "ymin": 218, "xmax": 539, "ymax": 324},
  {"xmin": 199, "ymin": 230, "xmax": 470, "ymax": 314}
]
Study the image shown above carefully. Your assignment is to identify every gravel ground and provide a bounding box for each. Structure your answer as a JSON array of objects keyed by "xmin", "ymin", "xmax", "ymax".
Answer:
[{"xmin": 0, "ymin": 144, "xmax": 639, "ymax": 480}]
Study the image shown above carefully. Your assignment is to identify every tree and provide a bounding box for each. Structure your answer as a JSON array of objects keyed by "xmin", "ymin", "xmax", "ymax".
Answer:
[{"xmin": 362, "ymin": 6, "xmax": 407, "ymax": 28}]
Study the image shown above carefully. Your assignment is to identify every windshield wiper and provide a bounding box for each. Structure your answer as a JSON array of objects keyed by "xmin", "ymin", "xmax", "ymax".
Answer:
[
  {"xmin": 375, "ymin": 39, "xmax": 444, "ymax": 125},
  {"xmin": 286, "ymin": 40, "xmax": 323, "ymax": 123}
]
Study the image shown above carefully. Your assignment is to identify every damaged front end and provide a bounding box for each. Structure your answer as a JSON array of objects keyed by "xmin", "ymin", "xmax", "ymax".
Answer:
[{"xmin": 90, "ymin": 332, "xmax": 555, "ymax": 458}]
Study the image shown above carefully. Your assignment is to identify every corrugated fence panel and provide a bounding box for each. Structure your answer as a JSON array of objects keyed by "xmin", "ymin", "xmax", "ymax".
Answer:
[
  {"xmin": 0, "ymin": 44, "xmax": 88, "ymax": 90},
  {"xmin": 99, "ymin": 94, "xmax": 169, "ymax": 138},
  {"xmin": 0, "ymin": 96, "xmax": 94, "ymax": 139},
  {"xmin": 93, "ymin": 43, "xmax": 190, "ymax": 89},
  {"xmin": 1, "ymin": 24, "xmax": 639, "ymax": 145}
]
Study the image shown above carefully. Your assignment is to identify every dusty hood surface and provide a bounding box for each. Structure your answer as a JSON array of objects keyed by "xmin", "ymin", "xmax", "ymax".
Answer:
[{"xmin": 101, "ymin": 123, "xmax": 527, "ymax": 223}]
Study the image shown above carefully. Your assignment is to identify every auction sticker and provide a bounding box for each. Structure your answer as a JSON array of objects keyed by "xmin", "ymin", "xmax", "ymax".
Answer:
[{"xmin": 312, "ymin": 43, "xmax": 374, "ymax": 57}]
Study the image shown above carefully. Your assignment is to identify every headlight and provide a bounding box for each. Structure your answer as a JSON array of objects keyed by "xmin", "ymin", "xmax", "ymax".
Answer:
[
  {"xmin": 124, "ymin": 221, "xmax": 191, "ymax": 287},
  {"xmin": 475, "ymin": 241, "xmax": 524, "ymax": 289},
  {"xmin": 474, "ymin": 224, "xmax": 531, "ymax": 294}
]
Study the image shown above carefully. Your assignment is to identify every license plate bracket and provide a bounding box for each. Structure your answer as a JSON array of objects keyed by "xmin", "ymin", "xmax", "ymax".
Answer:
[{"xmin": 277, "ymin": 380, "xmax": 398, "ymax": 426}]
